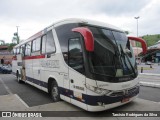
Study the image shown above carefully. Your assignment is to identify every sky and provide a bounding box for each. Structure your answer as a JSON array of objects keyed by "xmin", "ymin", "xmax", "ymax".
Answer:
[{"xmin": 0, "ymin": 0, "xmax": 160, "ymax": 43}]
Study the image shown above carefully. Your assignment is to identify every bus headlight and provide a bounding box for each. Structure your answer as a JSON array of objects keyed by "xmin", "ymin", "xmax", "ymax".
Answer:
[{"xmin": 85, "ymin": 84, "xmax": 111, "ymax": 95}]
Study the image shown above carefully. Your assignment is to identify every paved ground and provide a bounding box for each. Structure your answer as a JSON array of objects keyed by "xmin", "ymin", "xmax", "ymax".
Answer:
[
  {"xmin": 139, "ymin": 86, "xmax": 160, "ymax": 102},
  {"xmin": 137, "ymin": 63, "xmax": 160, "ymax": 88},
  {"xmin": 138, "ymin": 74, "xmax": 160, "ymax": 87},
  {"xmin": 0, "ymin": 94, "xmax": 160, "ymax": 119},
  {"xmin": 0, "ymin": 74, "xmax": 52, "ymax": 107},
  {"xmin": 138, "ymin": 63, "xmax": 160, "ymax": 74}
]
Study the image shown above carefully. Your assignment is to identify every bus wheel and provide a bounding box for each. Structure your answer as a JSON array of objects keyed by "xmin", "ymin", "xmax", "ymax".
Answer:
[
  {"xmin": 51, "ymin": 81, "xmax": 60, "ymax": 102},
  {"xmin": 17, "ymin": 72, "xmax": 22, "ymax": 83}
]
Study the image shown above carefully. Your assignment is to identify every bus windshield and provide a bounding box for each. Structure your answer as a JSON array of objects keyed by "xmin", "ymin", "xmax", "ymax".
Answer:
[{"xmin": 88, "ymin": 26, "xmax": 136, "ymax": 77}]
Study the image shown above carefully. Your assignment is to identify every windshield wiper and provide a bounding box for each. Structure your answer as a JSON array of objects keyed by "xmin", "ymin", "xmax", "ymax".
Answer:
[{"xmin": 119, "ymin": 44, "xmax": 137, "ymax": 77}]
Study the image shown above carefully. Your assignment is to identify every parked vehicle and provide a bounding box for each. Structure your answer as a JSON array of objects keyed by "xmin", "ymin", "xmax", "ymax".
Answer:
[
  {"xmin": 12, "ymin": 18, "xmax": 147, "ymax": 111},
  {"xmin": 0, "ymin": 64, "xmax": 12, "ymax": 74}
]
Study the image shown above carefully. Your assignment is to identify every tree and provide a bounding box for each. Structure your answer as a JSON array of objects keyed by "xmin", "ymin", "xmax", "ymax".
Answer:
[
  {"xmin": 125, "ymin": 31, "xmax": 129, "ymax": 35},
  {"xmin": 0, "ymin": 40, "xmax": 5, "ymax": 45},
  {"xmin": 13, "ymin": 32, "xmax": 20, "ymax": 44},
  {"xmin": 7, "ymin": 43, "xmax": 17, "ymax": 52}
]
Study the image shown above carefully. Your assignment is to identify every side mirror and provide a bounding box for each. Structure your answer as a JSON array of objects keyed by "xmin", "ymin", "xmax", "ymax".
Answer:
[
  {"xmin": 72, "ymin": 27, "xmax": 94, "ymax": 52},
  {"xmin": 128, "ymin": 36, "xmax": 147, "ymax": 54}
]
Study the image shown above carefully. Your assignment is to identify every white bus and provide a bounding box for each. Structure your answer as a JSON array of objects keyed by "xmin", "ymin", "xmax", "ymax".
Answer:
[{"xmin": 12, "ymin": 18, "xmax": 147, "ymax": 111}]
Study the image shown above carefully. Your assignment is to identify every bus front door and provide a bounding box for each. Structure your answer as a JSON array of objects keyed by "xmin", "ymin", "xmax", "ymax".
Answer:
[{"xmin": 68, "ymin": 38, "xmax": 87, "ymax": 109}]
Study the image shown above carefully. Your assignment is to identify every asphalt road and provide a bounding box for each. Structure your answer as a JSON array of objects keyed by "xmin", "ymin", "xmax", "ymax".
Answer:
[
  {"xmin": 0, "ymin": 74, "xmax": 52, "ymax": 107},
  {"xmin": 139, "ymin": 86, "xmax": 160, "ymax": 102},
  {"xmin": 0, "ymin": 74, "xmax": 160, "ymax": 107}
]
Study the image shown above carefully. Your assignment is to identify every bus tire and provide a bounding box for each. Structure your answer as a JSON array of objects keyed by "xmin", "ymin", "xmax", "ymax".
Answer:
[
  {"xmin": 50, "ymin": 81, "xmax": 60, "ymax": 102},
  {"xmin": 17, "ymin": 71, "xmax": 22, "ymax": 83}
]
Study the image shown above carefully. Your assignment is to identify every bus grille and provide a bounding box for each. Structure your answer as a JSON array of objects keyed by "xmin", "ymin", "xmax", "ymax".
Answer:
[
  {"xmin": 109, "ymin": 91, "xmax": 124, "ymax": 97},
  {"xmin": 109, "ymin": 86, "xmax": 139, "ymax": 97},
  {"xmin": 128, "ymin": 86, "xmax": 138, "ymax": 94}
]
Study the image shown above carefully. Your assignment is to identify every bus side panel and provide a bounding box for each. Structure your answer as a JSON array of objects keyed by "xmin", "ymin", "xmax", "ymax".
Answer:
[
  {"xmin": 32, "ymin": 53, "xmax": 41, "ymax": 90},
  {"xmin": 25, "ymin": 59, "xmax": 33, "ymax": 82},
  {"xmin": 52, "ymin": 28, "xmax": 70, "ymax": 101},
  {"xmin": 40, "ymin": 53, "xmax": 65, "ymax": 94}
]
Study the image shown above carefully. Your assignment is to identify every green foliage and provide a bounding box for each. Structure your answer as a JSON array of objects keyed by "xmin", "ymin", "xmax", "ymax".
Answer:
[
  {"xmin": 125, "ymin": 31, "xmax": 129, "ymax": 35},
  {"xmin": 7, "ymin": 43, "xmax": 17, "ymax": 51},
  {"xmin": 136, "ymin": 34, "xmax": 160, "ymax": 47},
  {"xmin": 142, "ymin": 34, "xmax": 160, "ymax": 47},
  {"xmin": 12, "ymin": 32, "xmax": 20, "ymax": 44},
  {"xmin": 0, "ymin": 43, "xmax": 17, "ymax": 52}
]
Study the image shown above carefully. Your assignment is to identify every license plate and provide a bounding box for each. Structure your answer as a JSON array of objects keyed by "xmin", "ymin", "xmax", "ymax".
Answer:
[{"xmin": 121, "ymin": 98, "xmax": 130, "ymax": 103}]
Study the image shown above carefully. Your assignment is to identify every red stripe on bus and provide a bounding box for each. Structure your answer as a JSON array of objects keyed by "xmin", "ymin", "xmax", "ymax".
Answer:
[{"xmin": 23, "ymin": 55, "xmax": 45, "ymax": 60}]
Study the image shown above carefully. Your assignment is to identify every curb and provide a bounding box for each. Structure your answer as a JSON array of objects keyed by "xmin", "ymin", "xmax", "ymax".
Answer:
[
  {"xmin": 140, "ymin": 82, "xmax": 160, "ymax": 88},
  {"xmin": 139, "ymin": 73, "xmax": 160, "ymax": 76},
  {"xmin": 138, "ymin": 73, "xmax": 160, "ymax": 88}
]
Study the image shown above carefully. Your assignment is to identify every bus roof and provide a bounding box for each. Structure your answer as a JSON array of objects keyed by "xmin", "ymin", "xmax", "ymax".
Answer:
[
  {"xmin": 53, "ymin": 18, "xmax": 123, "ymax": 32},
  {"xmin": 14, "ymin": 18, "xmax": 124, "ymax": 48}
]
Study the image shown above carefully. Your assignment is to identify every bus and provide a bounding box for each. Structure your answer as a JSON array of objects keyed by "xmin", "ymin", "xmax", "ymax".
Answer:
[{"xmin": 12, "ymin": 18, "xmax": 147, "ymax": 111}]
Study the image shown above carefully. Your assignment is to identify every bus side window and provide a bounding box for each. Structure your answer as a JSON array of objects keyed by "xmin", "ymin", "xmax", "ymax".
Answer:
[
  {"xmin": 35, "ymin": 37, "xmax": 41, "ymax": 51},
  {"xmin": 19, "ymin": 47, "xmax": 21, "ymax": 54},
  {"xmin": 32, "ymin": 40, "xmax": 36, "ymax": 52},
  {"xmin": 13, "ymin": 48, "xmax": 16, "ymax": 55},
  {"xmin": 17, "ymin": 47, "xmax": 20, "ymax": 54},
  {"xmin": 46, "ymin": 31, "xmax": 56, "ymax": 53},
  {"xmin": 15, "ymin": 48, "xmax": 17, "ymax": 55},
  {"xmin": 25, "ymin": 42, "xmax": 31, "ymax": 56},
  {"xmin": 20, "ymin": 45, "xmax": 25, "ymax": 56},
  {"xmin": 41, "ymin": 35, "xmax": 47, "ymax": 54},
  {"xmin": 32, "ymin": 37, "xmax": 41, "ymax": 52},
  {"xmin": 68, "ymin": 38, "xmax": 85, "ymax": 74},
  {"xmin": 41, "ymin": 31, "xmax": 56, "ymax": 54}
]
